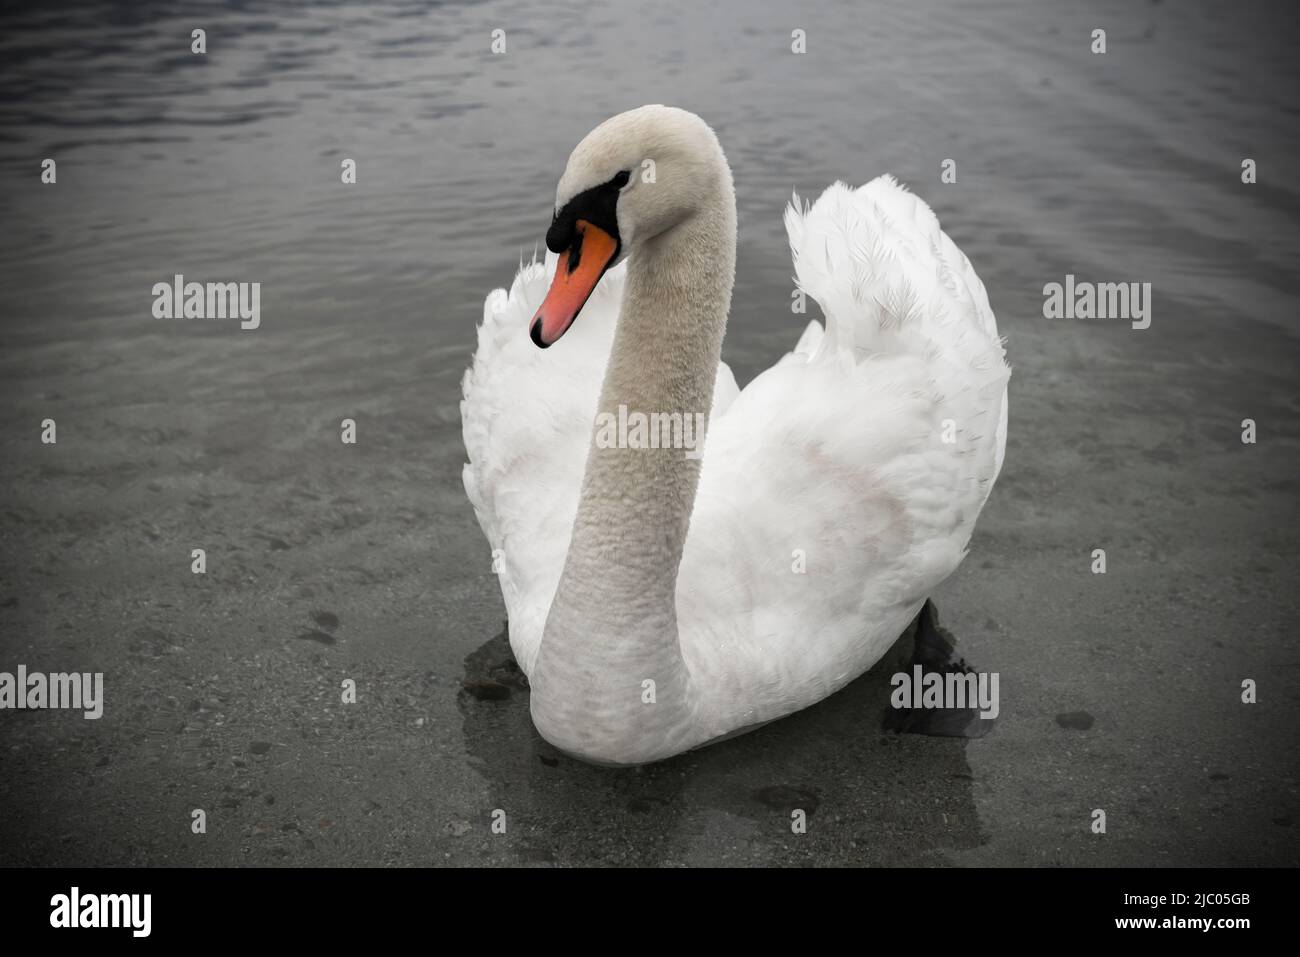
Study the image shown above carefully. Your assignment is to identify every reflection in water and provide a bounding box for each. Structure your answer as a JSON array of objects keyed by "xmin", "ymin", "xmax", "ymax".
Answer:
[{"xmin": 458, "ymin": 615, "xmax": 987, "ymax": 866}]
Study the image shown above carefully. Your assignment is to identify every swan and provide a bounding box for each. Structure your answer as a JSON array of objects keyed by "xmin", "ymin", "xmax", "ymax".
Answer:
[{"xmin": 461, "ymin": 105, "xmax": 1009, "ymax": 766}]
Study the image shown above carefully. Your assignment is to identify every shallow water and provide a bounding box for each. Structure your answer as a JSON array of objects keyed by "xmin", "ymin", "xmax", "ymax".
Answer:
[{"xmin": 1, "ymin": 0, "xmax": 1298, "ymax": 866}]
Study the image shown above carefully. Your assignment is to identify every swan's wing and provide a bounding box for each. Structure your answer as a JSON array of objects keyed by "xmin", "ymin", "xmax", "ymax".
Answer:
[
  {"xmin": 461, "ymin": 253, "xmax": 740, "ymax": 672},
  {"xmin": 461, "ymin": 253, "xmax": 618, "ymax": 671},
  {"xmin": 678, "ymin": 177, "xmax": 1010, "ymax": 732}
]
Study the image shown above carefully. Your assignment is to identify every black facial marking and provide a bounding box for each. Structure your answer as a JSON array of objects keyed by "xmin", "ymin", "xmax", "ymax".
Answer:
[{"xmin": 546, "ymin": 169, "xmax": 631, "ymax": 257}]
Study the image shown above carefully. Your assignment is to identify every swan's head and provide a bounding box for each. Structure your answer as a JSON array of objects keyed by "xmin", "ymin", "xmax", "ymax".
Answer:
[{"xmin": 530, "ymin": 104, "xmax": 727, "ymax": 347}]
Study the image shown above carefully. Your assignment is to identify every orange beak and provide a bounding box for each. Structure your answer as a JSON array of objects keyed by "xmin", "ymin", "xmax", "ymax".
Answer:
[{"xmin": 530, "ymin": 220, "xmax": 619, "ymax": 348}]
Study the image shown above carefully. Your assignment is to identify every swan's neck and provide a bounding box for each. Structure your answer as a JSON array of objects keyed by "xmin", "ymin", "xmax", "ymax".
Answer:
[{"xmin": 532, "ymin": 175, "xmax": 736, "ymax": 762}]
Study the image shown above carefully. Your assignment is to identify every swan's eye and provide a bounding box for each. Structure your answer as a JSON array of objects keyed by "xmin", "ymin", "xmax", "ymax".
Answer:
[{"xmin": 612, "ymin": 170, "xmax": 631, "ymax": 189}]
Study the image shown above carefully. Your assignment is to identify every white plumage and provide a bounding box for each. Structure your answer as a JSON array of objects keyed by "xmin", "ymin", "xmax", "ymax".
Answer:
[{"xmin": 462, "ymin": 107, "xmax": 1008, "ymax": 764}]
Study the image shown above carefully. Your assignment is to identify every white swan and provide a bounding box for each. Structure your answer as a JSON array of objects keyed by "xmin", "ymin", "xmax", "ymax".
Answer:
[{"xmin": 461, "ymin": 105, "xmax": 1009, "ymax": 765}]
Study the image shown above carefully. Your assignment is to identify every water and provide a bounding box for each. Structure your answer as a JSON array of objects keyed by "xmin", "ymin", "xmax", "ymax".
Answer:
[
  {"xmin": 4, "ymin": 0, "xmax": 1298, "ymax": 366},
  {"xmin": 1, "ymin": 0, "xmax": 1298, "ymax": 866}
]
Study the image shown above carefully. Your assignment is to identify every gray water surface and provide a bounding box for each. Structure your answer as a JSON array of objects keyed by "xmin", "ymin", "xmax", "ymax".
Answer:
[{"xmin": 0, "ymin": 0, "xmax": 1297, "ymax": 866}]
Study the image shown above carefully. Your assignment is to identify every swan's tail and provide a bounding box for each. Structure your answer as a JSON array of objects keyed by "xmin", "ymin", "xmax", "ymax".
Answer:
[
  {"xmin": 785, "ymin": 177, "xmax": 998, "ymax": 348},
  {"xmin": 784, "ymin": 175, "xmax": 1010, "ymax": 478}
]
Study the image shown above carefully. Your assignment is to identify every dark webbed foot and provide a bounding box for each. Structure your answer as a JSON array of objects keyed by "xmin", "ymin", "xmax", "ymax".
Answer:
[{"xmin": 883, "ymin": 599, "xmax": 996, "ymax": 738}]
